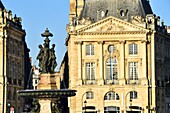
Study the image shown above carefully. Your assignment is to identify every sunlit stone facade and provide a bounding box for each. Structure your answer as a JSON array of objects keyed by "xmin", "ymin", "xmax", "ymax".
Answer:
[
  {"xmin": 0, "ymin": 2, "xmax": 31, "ymax": 113},
  {"xmin": 58, "ymin": 0, "xmax": 170, "ymax": 113}
]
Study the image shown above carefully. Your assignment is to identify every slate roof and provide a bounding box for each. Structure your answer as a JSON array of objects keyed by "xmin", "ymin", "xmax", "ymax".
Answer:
[{"xmin": 80, "ymin": 0, "xmax": 153, "ymax": 22}]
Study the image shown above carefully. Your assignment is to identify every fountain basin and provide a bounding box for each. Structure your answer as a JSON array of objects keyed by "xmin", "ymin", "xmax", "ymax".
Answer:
[{"xmin": 18, "ymin": 89, "xmax": 76, "ymax": 98}]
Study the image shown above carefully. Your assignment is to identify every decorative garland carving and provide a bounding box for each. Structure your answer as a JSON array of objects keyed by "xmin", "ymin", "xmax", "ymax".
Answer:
[{"xmin": 96, "ymin": 20, "xmax": 125, "ymax": 32}]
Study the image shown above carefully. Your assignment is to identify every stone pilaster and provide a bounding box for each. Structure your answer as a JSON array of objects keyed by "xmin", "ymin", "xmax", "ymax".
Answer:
[
  {"xmin": 141, "ymin": 40, "xmax": 148, "ymax": 85},
  {"xmin": 119, "ymin": 41, "xmax": 126, "ymax": 85},
  {"xmin": 75, "ymin": 41, "xmax": 83, "ymax": 85},
  {"xmin": 97, "ymin": 41, "xmax": 104, "ymax": 85}
]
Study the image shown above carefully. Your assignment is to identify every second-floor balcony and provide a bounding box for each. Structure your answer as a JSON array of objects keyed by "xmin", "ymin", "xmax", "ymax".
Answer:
[
  {"xmin": 104, "ymin": 79, "xmax": 119, "ymax": 85},
  {"xmin": 83, "ymin": 79, "xmax": 97, "ymax": 85},
  {"xmin": 126, "ymin": 79, "xmax": 141, "ymax": 85}
]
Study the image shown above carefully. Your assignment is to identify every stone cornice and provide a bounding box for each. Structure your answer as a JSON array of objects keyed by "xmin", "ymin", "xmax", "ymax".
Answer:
[
  {"xmin": 76, "ymin": 16, "xmax": 149, "ymax": 33},
  {"xmin": 77, "ymin": 31, "xmax": 147, "ymax": 35}
]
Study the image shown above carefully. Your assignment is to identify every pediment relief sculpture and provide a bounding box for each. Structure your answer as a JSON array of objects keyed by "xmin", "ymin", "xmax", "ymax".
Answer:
[
  {"xmin": 76, "ymin": 17, "xmax": 149, "ymax": 34},
  {"xmin": 97, "ymin": 21, "xmax": 125, "ymax": 32}
]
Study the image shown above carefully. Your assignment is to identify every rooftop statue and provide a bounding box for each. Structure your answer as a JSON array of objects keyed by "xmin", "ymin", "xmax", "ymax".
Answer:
[{"xmin": 36, "ymin": 28, "xmax": 57, "ymax": 73}]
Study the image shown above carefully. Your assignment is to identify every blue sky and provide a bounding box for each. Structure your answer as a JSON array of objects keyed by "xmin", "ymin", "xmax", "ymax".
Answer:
[{"xmin": 1, "ymin": 0, "xmax": 170, "ymax": 70}]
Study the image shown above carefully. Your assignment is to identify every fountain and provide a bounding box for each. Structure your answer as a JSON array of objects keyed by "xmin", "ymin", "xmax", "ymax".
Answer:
[{"xmin": 18, "ymin": 29, "xmax": 76, "ymax": 113}]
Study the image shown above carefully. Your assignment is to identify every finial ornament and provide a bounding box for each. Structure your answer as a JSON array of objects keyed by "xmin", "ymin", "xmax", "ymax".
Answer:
[{"xmin": 37, "ymin": 28, "xmax": 57, "ymax": 73}]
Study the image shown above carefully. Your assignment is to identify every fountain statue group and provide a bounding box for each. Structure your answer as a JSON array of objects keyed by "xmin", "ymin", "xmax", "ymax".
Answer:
[
  {"xmin": 36, "ymin": 28, "xmax": 57, "ymax": 73},
  {"xmin": 18, "ymin": 29, "xmax": 76, "ymax": 113}
]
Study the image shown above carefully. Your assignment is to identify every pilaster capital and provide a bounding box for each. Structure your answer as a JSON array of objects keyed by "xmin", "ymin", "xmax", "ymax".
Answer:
[
  {"xmin": 97, "ymin": 41, "xmax": 104, "ymax": 45},
  {"xmin": 74, "ymin": 41, "xmax": 83, "ymax": 45},
  {"xmin": 141, "ymin": 40, "xmax": 147, "ymax": 43},
  {"xmin": 119, "ymin": 40, "xmax": 126, "ymax": 44}
]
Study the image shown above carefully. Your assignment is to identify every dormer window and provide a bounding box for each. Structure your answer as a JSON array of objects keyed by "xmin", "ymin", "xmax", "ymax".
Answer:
[
  {"xmin": 120, "ymin": 10, "xmax": 125, "ymax": 17},
  {"xmin": 119, "ymin": 9, "xmax": 128, "ymax": 17}
]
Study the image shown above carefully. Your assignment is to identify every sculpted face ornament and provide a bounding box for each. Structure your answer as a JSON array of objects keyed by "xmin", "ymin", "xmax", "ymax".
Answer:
[{"xmin": 36, "ymin": 28, "xmax": 57, "ymax": 74}]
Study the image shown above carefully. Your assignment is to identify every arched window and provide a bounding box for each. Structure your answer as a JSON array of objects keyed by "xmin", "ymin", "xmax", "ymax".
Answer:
[
  {"xmin": 104, "ymin": 91, "xmax": 119, "ymax": 100},
  {"xmin": 130, "ymin": 91, "xmax": 138, "ymax": 99},
  {"xmin": 106, "ymin": 58, "xmax": 118, "ymax": 84},
  {"xmin": 86, "ymin": 44, "xmax": 94, "ymax": 56},
  {"xmin": 129, "ymin": 43, "xmax": 138, "ymax": 55},
  {"xmin": 86, "ymin": 91, "xmax": 94, "ymax": 99}
]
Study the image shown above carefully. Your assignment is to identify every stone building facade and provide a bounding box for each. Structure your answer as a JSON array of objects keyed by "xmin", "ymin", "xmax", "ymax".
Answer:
[
  {"xmin": 0, "ymin": 2, "xmax": 31, "ymax": 113},
  {"xmin": 60, "ymin": 0, "xmax": 170, "ymax": 113}
]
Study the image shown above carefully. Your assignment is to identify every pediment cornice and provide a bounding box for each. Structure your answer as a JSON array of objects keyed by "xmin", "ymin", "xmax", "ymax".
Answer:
[{"xmin": 76, "ymin": 16, "xmax": 149, "ymax": 34}]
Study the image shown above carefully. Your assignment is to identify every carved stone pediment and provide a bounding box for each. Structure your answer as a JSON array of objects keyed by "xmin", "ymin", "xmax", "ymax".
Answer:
[{"xmin": 76, "ymin": 16, "xmax": 149, "ymax": 34}]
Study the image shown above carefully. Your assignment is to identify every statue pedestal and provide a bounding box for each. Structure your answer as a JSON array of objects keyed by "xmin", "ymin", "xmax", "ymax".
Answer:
[
  {"xmin": 37, "ymin": 73, "xmax": 61, "ymax": 113},
  {"xmin": 39, "ymin": 99, "xmax": 52, "ymax": 113},
  {"xmin": 38, "ymin": 73, "xmax": 60, "ymax": 90}
]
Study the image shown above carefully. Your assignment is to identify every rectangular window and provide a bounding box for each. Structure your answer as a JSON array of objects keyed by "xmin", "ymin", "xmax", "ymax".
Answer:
[
  {"xmin": 129, "ymin": 62, "xmax": 138, "ymax": 80},
  {"xmin": 129, "ymin": 43, "xmax": 138, "ymax": 55},
  {"xmin": 86, "ymin": 63, "xmax": 95, "ymax": 80},
  {"xmin": 86, "ymin": 44, "xmax": 94, "ymax": 55}
]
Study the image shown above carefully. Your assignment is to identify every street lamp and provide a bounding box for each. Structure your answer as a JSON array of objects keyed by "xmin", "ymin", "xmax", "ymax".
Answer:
[
  {"xmin": 7, "ymin": 102, "xmax": 10, "ymax": 113},
  {"xmin": 84, "ymin": 100, "xmax": 87, "ymax": 113},
  {"xmin": 130, "ymin": 99, "xmax": 132, "ymax": 112}
]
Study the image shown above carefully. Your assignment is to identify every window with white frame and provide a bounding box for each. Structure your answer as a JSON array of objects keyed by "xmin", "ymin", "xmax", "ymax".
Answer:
[
  {"xmin": 129, "ymin": 43, "xmax": 138, "ymax": 55},
  {"xmin": 86, "ymin": 91, "xmax": 94, "ymax": 99},
  {"xmin": 106, "ymin": 58, "xmax": 118, "ymax": 80},
  {"xmin": 86, "ymin": 44, "xmax": 94, "ymax": 56},
  {"xmin": 104, "ymin": 91, "xmax": 119, "ymax": 100},
  {"xmin": 86, "ymin": 63, "xmax": 95, "ymax": 80},
  {"xmin": 130, "ymin": 91, "xmax": 138, "ymax": 99},
  {"xmin": 129, "ymin": 62, "xmax": 138, "ymax": 80}
]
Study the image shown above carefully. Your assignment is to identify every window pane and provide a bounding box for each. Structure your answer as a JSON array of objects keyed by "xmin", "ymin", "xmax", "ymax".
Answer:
[
  {"xmin": 86, "ymin": 44, "xmax": 94, "ymax": 55},
  {"xmin": 108, "ymin": 45, "xmax": 115, "ymax": 53},
  {"xmin": 129, "ymin": 44, "xmax": 138, "ymax": 55},
  {"xmin": 86, "ymin": 63, "xmax": 95, "ymax": 80},
  {"xmin": 86, "ymin": 91, "xmax": 94, "ymax": 99},
  {"xmin": 104, "ymin": 91, "xmax": 119, "ymax": 100},
  {"xmin": 130, "ymin": 91, "xmax": 138, "ymax": 99},
  {"xmin": 106, "ymin": 58, "xmax": 118, "ymax": 80},
  {"xmin": 128, "ymin": 62, "xmax": 138, "ymax": 80}
]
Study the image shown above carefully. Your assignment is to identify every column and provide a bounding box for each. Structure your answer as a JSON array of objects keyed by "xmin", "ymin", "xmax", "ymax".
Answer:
[
  {"xmin": 97, "ymin": 41, "xmax": 104, "ymax": 85},
  {"xmin": 141, "ymin": 40, "xmax": 148, "ymax": 85},
  {"xmin": 119, "ymin": 41, "xmax": 126, "ymax": 85}
]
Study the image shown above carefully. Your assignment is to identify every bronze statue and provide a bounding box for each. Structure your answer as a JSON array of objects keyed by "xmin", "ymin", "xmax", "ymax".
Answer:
[
  {"xmin": 49, "ymin": 44, "xmax": 57, "ymax": 73},
  {"xmin": 29, "ymin": 100, "xmax": 40, "ymax": 113},
  {"xmin": 36, "ymin": 28, "xmax": 57, "ymax": 73},
  {"xmin": 51, "ymin": 100, "xmax": 62, "ymax": 113}
]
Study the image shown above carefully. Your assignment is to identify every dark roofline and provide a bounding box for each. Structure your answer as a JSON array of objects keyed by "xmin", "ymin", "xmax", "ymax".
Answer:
[
  {"xmin": 0, "ymin": 1, "xmax": 5, "ymax": 10},
  {"xmin": 141, "ymin": 0, "xmax": 153, "ymax": 14}
]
